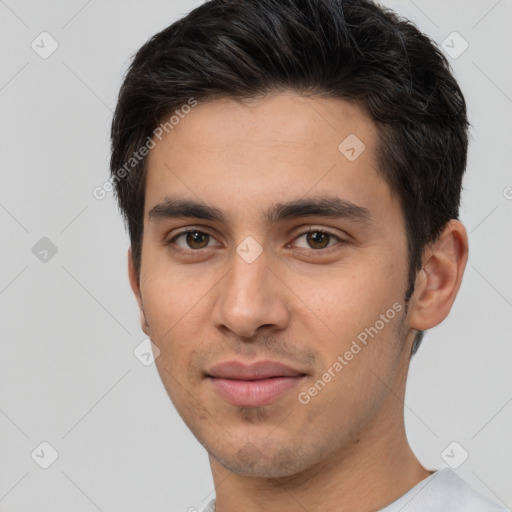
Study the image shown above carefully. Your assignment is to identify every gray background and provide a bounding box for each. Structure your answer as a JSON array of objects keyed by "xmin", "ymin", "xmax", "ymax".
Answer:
[{"xmin": 0, "ymin": 0, "xmax": 511, "ymax": 510}]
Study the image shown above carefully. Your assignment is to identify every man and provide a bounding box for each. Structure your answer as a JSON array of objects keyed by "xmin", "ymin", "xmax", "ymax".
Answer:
[{"xmin": 109, "ymin": 0, "xmax": 507, "ymax": 510}]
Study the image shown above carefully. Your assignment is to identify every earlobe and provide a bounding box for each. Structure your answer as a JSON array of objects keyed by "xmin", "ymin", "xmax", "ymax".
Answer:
[
  {"xmin": 127, "ymin": 248, "xmax": 150, "ymax": 335},
  {"xmin": 409, "ymin": 220, "xmax": 469, "ymax": 332}
]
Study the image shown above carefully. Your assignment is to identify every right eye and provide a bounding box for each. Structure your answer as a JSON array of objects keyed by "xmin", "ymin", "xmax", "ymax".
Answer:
[{"xmin": 167, "ymin": 229, "xmax": 220, "ymax": 252}]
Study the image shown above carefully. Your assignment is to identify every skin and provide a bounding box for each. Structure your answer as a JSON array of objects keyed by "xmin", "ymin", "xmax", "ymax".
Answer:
[{"xmin": 128, "ymin": 91, "xmax": 468, "ymax": 512}]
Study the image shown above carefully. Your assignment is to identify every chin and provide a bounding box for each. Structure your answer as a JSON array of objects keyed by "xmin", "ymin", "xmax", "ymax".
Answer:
[{"xmin": 208, "ymin": 438, "xmax": 313, "ymax": 479}]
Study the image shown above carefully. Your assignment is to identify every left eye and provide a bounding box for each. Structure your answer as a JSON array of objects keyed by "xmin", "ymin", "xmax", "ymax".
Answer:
[{"xmin": 292, "ymin": 230, "xmax": 343, "ymax": 250}]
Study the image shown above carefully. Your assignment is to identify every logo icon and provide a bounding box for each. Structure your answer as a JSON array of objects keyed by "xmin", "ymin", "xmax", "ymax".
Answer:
[
  {"xmin": 442, "ymin": 32, "xmax": 468, "ymax": 59},
  {"xmin": 236, "ymin": 236, "xmax": 263, "ymax": 264},
  {"xmin": 133, "ymin": 338, "xmax": 161, "ymax": 366},
  {"xmin": 31, "ymin": 32, "xmax": 59, "ymax": 59},
  {"xmin": 338, "ymin": 134, "xmax": 366, "ymax": 161},
  {"xmin": 31, "ymin": 441, "xmax": 59, "ymax": 469},
  {"xmin": 32, "ymin": 237, "xmax": 58, "ymax": 263},
  {"xmin": 441, "ymin": 441, "xmax": 469, "ymax": 469}
]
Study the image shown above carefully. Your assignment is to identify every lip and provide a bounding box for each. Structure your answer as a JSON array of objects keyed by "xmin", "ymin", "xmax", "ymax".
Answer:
[{"xmin": 206, "ymin": 360, "xmax": 306, "ymax": 407}]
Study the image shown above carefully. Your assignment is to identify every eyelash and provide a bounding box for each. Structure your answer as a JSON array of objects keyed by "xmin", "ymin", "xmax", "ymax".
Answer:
[{"xmin": 166, "ymin": 227, "xmax": 347, "ymax": 255}]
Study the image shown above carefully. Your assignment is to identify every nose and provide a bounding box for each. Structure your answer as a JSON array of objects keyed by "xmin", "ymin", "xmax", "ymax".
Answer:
[{"xmin": 211, "ymin": 248, "xmax": 291, "ymax": 340}]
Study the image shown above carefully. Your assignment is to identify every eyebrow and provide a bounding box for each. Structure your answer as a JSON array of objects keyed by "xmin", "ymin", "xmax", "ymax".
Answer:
[{"xmin": 148, "ymin": 196, "xmax": 373, "ymax": 226}]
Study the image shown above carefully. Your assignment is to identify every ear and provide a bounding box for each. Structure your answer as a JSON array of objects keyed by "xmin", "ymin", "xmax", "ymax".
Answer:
[
  {"xmin": 128, "ymin": 248, "xmax": 150, "ymax": 335},
  {"xmin": 409, "ymin": 220, "xmax": 469, "ymax": 331}
]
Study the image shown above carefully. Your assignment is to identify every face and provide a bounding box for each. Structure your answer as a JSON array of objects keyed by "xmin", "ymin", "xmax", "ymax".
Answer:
[{"xmin": 132, "ymin": 91, "xmax": 415, "ymax": 478}]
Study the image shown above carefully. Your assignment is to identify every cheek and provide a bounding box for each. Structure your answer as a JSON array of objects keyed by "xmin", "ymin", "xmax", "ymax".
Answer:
[
  {"xmin": 140, "ymin": 249, "xmax": 208, "ymax": 326},
  {"xmin": 303, "ymin": 257, "xmax": 404, "ymax": 334},
  {"xmin": 143, "ymin": 277, "xmax": 208, "ymax": 408},
  {"xmin": 296, "ymin": 254, "xmax": 407, "ymax": 406},
  {"xmin": 139, "ymin": 267, "xmax": 209, "ymax": 370},
  {"xmin": 300, "ymin": 298, "xmax": 406, "ymax": 432}
]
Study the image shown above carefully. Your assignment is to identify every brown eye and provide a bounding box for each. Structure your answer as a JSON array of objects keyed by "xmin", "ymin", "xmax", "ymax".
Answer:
[
  {"xmin": 291, "ymin": 228, "xmax": 346, "ymax": 252},
  {"xmin": 185, "ymin": 231, "xmax": 210, "ymax": 249},
  {"xmin": 306, "ymin": 231, "xmax": 331, "ymax": 249},
  {"xmin": 170, "ymin": 230, "xmax": 215, "ymax": 250}
]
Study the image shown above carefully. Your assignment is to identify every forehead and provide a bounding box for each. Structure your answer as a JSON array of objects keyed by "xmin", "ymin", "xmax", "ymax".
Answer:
[
  {"xmin": 144, "ymin": 91, "xmax": 394, "ymax": 223},
  {"xmin": 150, "ymin": 91, "xmax": 376, "ymax": 161}
]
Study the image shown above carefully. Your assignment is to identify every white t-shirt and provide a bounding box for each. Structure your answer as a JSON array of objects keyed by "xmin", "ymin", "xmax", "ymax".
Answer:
[{"xmin": 201, "ymin": 468, "xmax": 509, "ymax": 512}]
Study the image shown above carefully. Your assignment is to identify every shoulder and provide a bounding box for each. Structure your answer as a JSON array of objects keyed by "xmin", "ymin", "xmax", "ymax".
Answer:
[
  {"xmin": 381, "ymin": 468, "xmax": 509, "ymax": 512},
  {"xmin": 200, "ymin": 499, "xmax": 216, "ymax": 512},
  {"xmin": 434, "ymin": 469, "xmax": 508, "ymax": 512}
]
